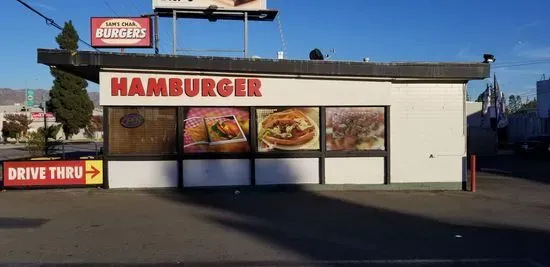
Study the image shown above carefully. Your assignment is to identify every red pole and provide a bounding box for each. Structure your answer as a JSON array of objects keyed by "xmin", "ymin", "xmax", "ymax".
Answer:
[{"xmin": 471, "ymin": 154, "xmax": 477, "ymax": 192}]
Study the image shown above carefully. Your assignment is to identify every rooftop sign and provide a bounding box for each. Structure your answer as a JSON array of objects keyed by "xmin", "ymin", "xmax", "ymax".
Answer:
[
  {"xmin": 90, "ymin": 17, "xmax": 153, "ymax": 48},
  {"xmin": 152, "ymin": 0, "xmax": 267, "ymax": 11}
]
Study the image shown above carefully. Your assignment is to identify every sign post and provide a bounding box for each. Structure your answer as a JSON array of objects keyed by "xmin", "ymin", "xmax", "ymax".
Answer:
[
  {"xmin": 152, "ymin": 0, "xmax": 277, "ymax": 57},
  {"xmin": 42, "ymin": 95, "xmax": 48, "ymax": 155}
]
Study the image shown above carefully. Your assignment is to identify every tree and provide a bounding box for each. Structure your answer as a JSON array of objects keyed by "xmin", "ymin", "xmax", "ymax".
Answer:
[
  {"xmin": 85, "ymin": 115, "xmax": 103, "ymax": 139},
  {"xmin": 476, "ymin": 92, "xmax": 484, "ymax": 102},
  {"xmin": 507, "ymin": 95, "xmax": 522, "ymax": 114},
  {"xmin": 38, "ymin": 124, "xmax": 62, "ymax": 140},
  {"xmin": 25, "ymin": 131, "xmax": 46, "ymax": 157},
  {"xmin": 1, "ymin": 114, "xmax": 33, "ymax": 142},
  {"xmin": 515, "ymin": 98, "xmax": 537, "ymax": 114},
  {"xmin": 47, "ymin": 21, "xmax": 94, "ymax": 140},
  {"xmin": 2, "ymin": 121, "xmax": 18, "ymax": 142},
  {"xmin": 26, "ymin": 125, "xmax": 62, "ymax": 157},
  {"xmin": 522, "ymin": 99, "xmax": 537, "ymax": 110}
]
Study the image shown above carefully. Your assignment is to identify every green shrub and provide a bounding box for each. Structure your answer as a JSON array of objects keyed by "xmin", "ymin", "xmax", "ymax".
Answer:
[{"xmin": 25, "ymin": 132, "xmax": 46, "ymax": 157}]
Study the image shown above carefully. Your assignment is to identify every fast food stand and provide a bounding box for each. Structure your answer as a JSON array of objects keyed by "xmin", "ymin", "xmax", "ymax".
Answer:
[{"xmin": 36, "ymin": 49, "xmax": 489, "ymax": 189}]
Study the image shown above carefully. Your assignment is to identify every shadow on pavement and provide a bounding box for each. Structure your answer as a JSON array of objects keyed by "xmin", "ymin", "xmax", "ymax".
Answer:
[
  {"xmin": 0, "ymin": 217, "xmax": 49, "ymax": 229},
  {"xmin": 156, "ymin": 191, "xmax": 550, "ymax": 265},
  {"xmin": 476, "ymin": 154, "xmax": 550, "ymax": 185},
  {"xmin": 153, "ymin": 159, "xmax": 550, "ymax": 266}
]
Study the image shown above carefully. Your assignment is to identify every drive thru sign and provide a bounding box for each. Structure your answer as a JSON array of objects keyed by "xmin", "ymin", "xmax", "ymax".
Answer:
[{"xmin": 2, "ymin": 160, "xmax": 103, "ymax": 187}]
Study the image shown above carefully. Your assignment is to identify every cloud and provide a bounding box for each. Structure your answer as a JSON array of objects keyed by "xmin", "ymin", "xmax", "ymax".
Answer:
[
  {"xmin": 518, "ymin": 47, "xmax": 550, "ymax": 60},
  {"xmin": 28, "ymin": 1, "xmax": 56, "ymax": 11},
  {"xmin": 513, "ymin": 41, "xmax": 550, "ymax": 60},
  {"xmin": 515, "ymin": 20, "xmax": 543, "ymax": 32},
  {"xmin": 455, "ymin": 43, "xmax": 478, "ymax": 61}
]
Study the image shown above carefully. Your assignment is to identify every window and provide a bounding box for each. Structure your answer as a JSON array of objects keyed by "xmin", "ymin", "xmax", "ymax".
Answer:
[
  {"xmin": 325, "ymin": 107, "xmax": 386, "ymax": 151},
  {"xmin": 182, "ymin": 107, "xmax": 250, "ymax": 153},
  {"xmin": 108, "ymin": 107, "xmax": 177, "ymax": 155},
  {"xmin": 256, "ymin": 107, "xmax": 320, "ymax": 152}
]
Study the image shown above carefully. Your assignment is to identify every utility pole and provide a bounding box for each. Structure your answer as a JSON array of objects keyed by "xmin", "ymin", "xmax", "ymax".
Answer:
[
  {"xmin": 154, "ymin": 13, "xmax": 159, "ymax": 55},
  {"xmin": 42, "ymin": 94, "xmax": 48, "ymax": 155}
]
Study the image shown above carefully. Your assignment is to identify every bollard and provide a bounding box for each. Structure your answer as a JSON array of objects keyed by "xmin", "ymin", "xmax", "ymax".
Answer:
[{"xmin": 471, "ymin": 154, "xmax": 476, "ymax": 192}]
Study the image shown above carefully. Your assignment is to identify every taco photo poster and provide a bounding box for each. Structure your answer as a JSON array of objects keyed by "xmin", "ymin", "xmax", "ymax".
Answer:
[
  {"xmin": 183, "ymin": 107, "xmax": 250, "ymax": 153},
  {"xmin": 256, "ymin": 108, "xmax": 320, "ymax": 152}
]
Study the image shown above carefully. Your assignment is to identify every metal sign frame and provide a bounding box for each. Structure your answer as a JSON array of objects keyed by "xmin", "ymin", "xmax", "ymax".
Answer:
[{"xmin": 154, "ymin": 7, "xmax": 278, "ymax": 58}]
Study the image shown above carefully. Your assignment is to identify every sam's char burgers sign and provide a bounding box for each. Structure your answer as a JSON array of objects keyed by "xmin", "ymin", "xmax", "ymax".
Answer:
[{"xmin": 91, "ymin": 17, "xmax": 152, "ymax": 48}]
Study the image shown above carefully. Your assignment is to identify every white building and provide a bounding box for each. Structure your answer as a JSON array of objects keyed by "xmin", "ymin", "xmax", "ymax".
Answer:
[
  {"xmin": 1, "ymin": 104, "xmax": 103, "ymax": 142},
  {"xmin": 37, "ymin": 49, "xmax": 490, "ymax": 190}
]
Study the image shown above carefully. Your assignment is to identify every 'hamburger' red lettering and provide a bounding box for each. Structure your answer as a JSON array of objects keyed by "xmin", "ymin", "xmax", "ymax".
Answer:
[{"xmin": 111, "ymin": 77, "xmax": 262, "ymax": 97}]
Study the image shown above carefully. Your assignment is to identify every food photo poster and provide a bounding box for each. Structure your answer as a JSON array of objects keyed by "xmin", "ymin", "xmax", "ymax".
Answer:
[
  {"xmin": 256, "ymin": 108, "xmax": 320, "ymax": 152},
  {"xmin": 326, "ymin": 107, "xmax": 385, "ymax": 151},
  {"xmin": 183, "ymin": 107, "xmax": 250, "ymax": 153}
]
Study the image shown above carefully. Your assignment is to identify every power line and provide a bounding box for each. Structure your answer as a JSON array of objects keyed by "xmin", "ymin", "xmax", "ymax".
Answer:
[
  {"xmin": 492, "ymin": 59, "xmax": 550, "ymax": 68},
  {"xmin": 15, "ymin": 0, "xmax": 98, "ymax": 51},
  {"xmin": 111, "ymin": 0, "xmax": 169, "ymax": 54},
  {"xmin": 493, "ymin": 61, "xmax": 550, "ymax": 68},
  {"xmin": 492, "ymin": 59, "xmax": 550, "ymax": 66},
  {"xmin": 103, "ymin": 0, "xmax": 119, "ymax": 16}
]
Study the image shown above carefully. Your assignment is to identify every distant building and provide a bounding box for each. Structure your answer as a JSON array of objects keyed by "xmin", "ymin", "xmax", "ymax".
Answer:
[
  {"xmin": 1, "ymin": 104, "xmax": 103, "ymax": 141},
  {"xmin": 536, "ymin": 79, "xmax": 550, "ymax": 118}
]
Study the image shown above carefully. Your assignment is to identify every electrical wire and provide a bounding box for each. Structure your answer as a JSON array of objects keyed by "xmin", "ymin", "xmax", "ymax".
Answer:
[
  {"xmin": 493, "ymin": 61, "xmax": 550, "ymax": 68},
  {"xmin": 112, "ymin": 0, "xmax": 169, "ymax": 54},
  {"xmin": 15, "ymin": 0, "xmax": 99, "ymax": 51},
  {"xmin": 103, "ymin": 0, "xmax": 119, "ymax": 16}
]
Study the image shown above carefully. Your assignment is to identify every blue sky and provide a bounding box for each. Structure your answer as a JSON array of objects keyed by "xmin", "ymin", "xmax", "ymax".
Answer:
[{"xmin": 2, "ymin": 0, "xmax": 550, "ymax": 100}]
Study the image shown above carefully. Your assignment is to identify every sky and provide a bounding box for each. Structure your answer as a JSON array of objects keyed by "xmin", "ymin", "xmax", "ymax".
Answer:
[{"xmin": 2, "ymin": 0, "xmax": 550, "ymax": 101}]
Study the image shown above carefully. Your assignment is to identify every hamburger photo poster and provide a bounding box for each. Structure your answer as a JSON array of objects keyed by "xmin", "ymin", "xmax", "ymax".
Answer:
[
  {"xmin": 183, "ymin": 107, "xmax": 250, "ymax": 153},
  {"xmin": 256, "ymin": 108, "xmax": 320, "ymax": 152},
  {"xmin": 326, "ymin": 107, "xmax": 386, "ymax": 151}
]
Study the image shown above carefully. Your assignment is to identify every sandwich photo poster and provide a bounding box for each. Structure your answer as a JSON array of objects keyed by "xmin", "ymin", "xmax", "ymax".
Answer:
[
  {"xmin": 256, "ymin": 108, "xmax": 320, "ymax": 152},
  {"xmin": 183, "ymin": 107, "xmax": 250, "ymax": 153},
  {"xmin": 326, "ymin": 107, "xmax": 386, "ymax": 151}
]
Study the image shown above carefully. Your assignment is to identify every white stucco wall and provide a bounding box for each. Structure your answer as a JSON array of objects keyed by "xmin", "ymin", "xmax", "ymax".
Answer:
[
  {"xmin": 325, "ymin": 157, "xmax": 384, "ymax": 184},
  {"xmin": 183, "ymin": 159, "xmax": 250, "ymax": 187},
  {"xmin": 390, "ymin": 82, "xmax": 466, "ymax": 183},
  {"xmin": 99, "ymin": 71, "xmax": 392, "ymax": 106},
  {"xmin": 255, "ymin": 158, "xmax": 319, "ymax": 185},
  {"xmin": 100, "ymin": 70, "xmax": 469, "ymax": 187},
  {"xmin": 108, "ymin": 161, "xmax": 179, "ymax": 188}
]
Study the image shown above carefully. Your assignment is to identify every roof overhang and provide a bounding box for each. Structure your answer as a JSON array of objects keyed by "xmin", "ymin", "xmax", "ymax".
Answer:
[{"xmin": 37, "ymin": 49, "xmax": 490, "ymax": 84}]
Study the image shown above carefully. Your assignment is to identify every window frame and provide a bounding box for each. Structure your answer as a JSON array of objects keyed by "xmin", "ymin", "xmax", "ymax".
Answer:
[
  {"xmin": 254, "ymin": 106, "xmax": 322, "ymax": 155},
  {"xmin": 180, "ymin": 106, "xmax": 253, "ymax": 158},
  {"xmin": 104, "ymin": 106, "xmax": 179, "ymax": 159},
  {"xmin": 323, "ymin": 105, "xmax": 389, "ymax": 158},
  {"xmin": 103, "ymin": 105, "xmax": 392, "ymax": 185}
]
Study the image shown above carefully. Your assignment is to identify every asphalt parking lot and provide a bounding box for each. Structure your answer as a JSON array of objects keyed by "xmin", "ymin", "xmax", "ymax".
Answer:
[
  {"xmin": 0, "ymin": 142, "xmax": 102, "ymax": 161},
  {"xmin": 0, "ymin": 154, "xmax": 549, "ymax": 266},
  {"xmin": 476, "ymin": 153, "xmax": 550, "ymax": 185}
]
